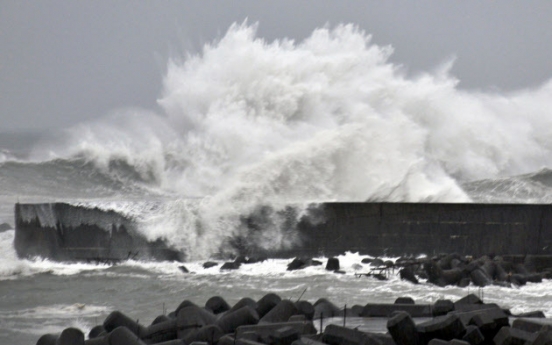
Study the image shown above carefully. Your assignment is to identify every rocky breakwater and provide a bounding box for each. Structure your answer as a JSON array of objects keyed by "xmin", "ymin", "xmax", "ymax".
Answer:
[
  {"xmin": 392, "ymin": 254, "xmax": 552, "ymax": 288},
  {"xmin": 278, "ymin": 254, "xmax": 552, "ymax": 288},
  {"xmin": 36, "ymin": 292, "xmax": 552, "ymax": 345}
]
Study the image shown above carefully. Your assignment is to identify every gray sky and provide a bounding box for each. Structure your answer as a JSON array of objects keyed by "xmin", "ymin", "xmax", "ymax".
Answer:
[{"xmin": 1, "ymin": 1, "xmax": 552, "ymax": 132}]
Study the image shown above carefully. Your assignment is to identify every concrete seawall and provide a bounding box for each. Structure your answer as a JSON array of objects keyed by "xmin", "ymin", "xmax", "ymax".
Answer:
[
  {"xmin": 13, "ymin": 202, "xmax": 552, "ymax": 262},
  {"xmin": 14, "ymin": 203, "xmax": 183, "ymax": 262},
  {"xmin": 293, "ymin": 202, "xmax": 552, "ymax": 258}
]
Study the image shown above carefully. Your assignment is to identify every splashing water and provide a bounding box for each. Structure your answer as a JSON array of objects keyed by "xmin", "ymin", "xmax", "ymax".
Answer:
[{"xmin": 5, "ymin": 23, "xmax": 552, "ymax": 259}]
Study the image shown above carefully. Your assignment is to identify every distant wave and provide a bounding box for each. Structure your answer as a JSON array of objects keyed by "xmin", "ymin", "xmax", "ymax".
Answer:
[
  {"xmin": 463, "ymin": 168, "xmax": 552, "ymax": 203},
  {"xmin": 0, "ymin": 157, "xmax": 163, "ymax": 199}
]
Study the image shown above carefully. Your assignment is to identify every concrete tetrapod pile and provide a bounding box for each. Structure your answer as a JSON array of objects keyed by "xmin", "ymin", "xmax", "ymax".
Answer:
[{"xmin": 35, "ymin": 292, "xmax": 552, "ymax": 345}]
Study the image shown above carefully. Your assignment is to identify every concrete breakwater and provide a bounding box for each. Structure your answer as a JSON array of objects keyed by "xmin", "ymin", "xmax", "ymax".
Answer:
[
  {"xmin": 36, "ymin": 290, "xmax": 552, "ymax": 345},
  {"xmin": 14, "ymin": 202, "xmax": 552, "ymax": 262},
  {"xmin": 14, "ymin": 203, "xmax": 183, "ymax": 262}
]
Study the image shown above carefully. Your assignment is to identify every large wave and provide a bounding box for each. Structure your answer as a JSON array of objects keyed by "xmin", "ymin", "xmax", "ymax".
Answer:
[{"xmin": 6, "ymin": 23, "xmax": 552, "ymax": 258}]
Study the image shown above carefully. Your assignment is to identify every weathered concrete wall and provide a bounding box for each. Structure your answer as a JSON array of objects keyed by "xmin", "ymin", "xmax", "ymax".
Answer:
[
  {"xmin": 294, "ymin": 202, "xmax": 552, "ymax": 257},
  {"xmin": 14, "ymin": 202, "xmax": 552, "ymax": 262},
  {"xmin": 14, "ymin": 203, "xmax": 183, "ymax": 262}
]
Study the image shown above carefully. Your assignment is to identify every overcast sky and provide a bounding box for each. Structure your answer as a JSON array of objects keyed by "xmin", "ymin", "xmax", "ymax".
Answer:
[{"xmin": 1, "ymin": 1, "xmax": 552, "ymax": 132}]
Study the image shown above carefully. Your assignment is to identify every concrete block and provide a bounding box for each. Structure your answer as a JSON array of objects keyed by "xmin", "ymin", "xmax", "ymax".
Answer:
[{"xmin": 386, "ymin": 311, "xmax": 420, "ymax": 345}]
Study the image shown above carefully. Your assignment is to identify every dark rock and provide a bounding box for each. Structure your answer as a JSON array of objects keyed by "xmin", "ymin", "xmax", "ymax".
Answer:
[
  {"xmin": 510, "ymin": 274, "xmax": 527, "ymax": 286},
  {"xmin": 56, "ymin": 328, "xmax": 85, "ymax": 345},
  {"xmin": 0, "ymin": 223, "xmax": 11, "ymax": 232},
  {"xmin": 323, "ymin": 324, "xmax": 383, "ymax": 345},
  {"xmin": 512, "ymin": 318, "xmax": 552, "ymax": 333},
  {"xmin": 272, "ymin": 326, "xmax": 301, "ymax": 345},
  {"xmin": 470, "ymin": 268, "xmax": 492, "ymax": 287},
  {"xmin": 37, "ymin": 334, "xmax": 58, "ymax": 345},
  {"xmin": 216, "ymin": 306, "xmax": 259, "ymax": 334},
  {"xmin": 108, "ymin": 326, "xmax": 148, "ymax": 345},
  {"xmin": 394, "ymin": 297, "xmax": 415, "ymax": 305},
  {"xmin": 416, "ymin": 314, "xmax": 466, "ymax": 344},
  {"xmin": 221, "ymin": 262, "xmax": 241, "ymax": 270},
  {"xmin": 361, "ymin": 304, "xmax": 432, "ymax": 318},
  {"xmin": 229, "ymin": 298, "xmax": 258, "ymax": 314},
  {"xmin": 512, "ymin": 311, "xmax": 546, "ymax": 318},
  {"xmin": 141, "ymin": 319, "xmax": 177, "ymax": 343},
  {"xmin": 178, "ymin": 265, "xmax": 189, "ymax": 273},
  {"xmin": 399, "ymin": 267, "xmax": 419, "ymax": 284},
  {"xmin": 256, "ymin": 293, "xmax": 282, "ymax": 318},
  {"xmin": 361, "ymin": 258, "xmax": 374, "ymax": 264},
  {"xmin": 151, "ymin": 314, "xmax": 171, "ymax": 325},
  {"xmin": 325, "ymin": 258, "xmax": 340, "ymax": 271},
  {"xmin": 205, "ymin": 296, "xmax": 231, "ymax": 314},
  {"xmin": 427, "ymin": 340, "xmax": 448, "ymax": 345},
  {"xmin": 88, "ymin": 325, "xmax": 106, "ymax": 339},
  {"xmin": 371, "ymin": 259, "xmax": 385, "ymax": 267},
  {"xmin": 287, "ymin": 258, "xmax": 309, "ymax": 271},
  {"xmin": 454, "ymin": 294, "xmax": 483, "ymax": 306},
  {"xmin": 181, "ymin": 325, "xmax": 224, "ymax": 345},
  {"xmin": 462, "ymin": 325, "xmax": 485, "ymax": 345},
  {"xmin": 288, "ymin": 315, "xmax": 307, "ymax": 322},
  {"xmin": 260, "ymin": 300, "xmax": 298, "ymax": 324},
  {"xmin": 203, "ymin": 261, "xmax": 218, "ymax": 269},
  {"xmin": 449, "ymin": 340, "xmax": 471, "ymax": 345},
  {"xmin": 532, "ymin": 327, "xmax": 552, "ymax": 345},
  {"xmin": 174, "ymin": 300, "xmax": 198, "ymax": 316},
  {"xmin": 493, "ymin": 326, "xmax": 537, "ymax": 345},
  {"xmin": 313, "ymin": 298, "xmax": 343, "ymax": 319},
  {"xmin": 295, "ymin": 300, "xmax": 314, "ymax": 320},
  {"xmin": 103, "ymin": 311, "xmax": 147, "ymax": 337},
  {"xmin": 236, "ymin": 321, "xmax": 317, "ymax": 343},
  {"xmin": 176, "ymin": 305, "xmax": 217, "ymax": 339},
  {"xmin": 466, "ymin": 308, "xmax": 509, "ymax": 340},
  {"xmin": 387, "ymin": 311, "xmax": 420, "ymax": 345},
  {"xmin": 433, "ymin": 300, "xmax": 454, "ymax": 317}
]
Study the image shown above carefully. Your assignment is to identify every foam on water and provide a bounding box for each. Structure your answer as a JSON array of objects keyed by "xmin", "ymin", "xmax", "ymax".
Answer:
[{"xmin": 0, "ymin": 230, "xmax": 112, "ymax": 280}]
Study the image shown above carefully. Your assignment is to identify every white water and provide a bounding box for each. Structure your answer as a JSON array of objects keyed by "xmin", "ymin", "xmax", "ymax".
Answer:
[{"xmin": 7, "ymin": 23, "xmax": 552, "ymax": 258}]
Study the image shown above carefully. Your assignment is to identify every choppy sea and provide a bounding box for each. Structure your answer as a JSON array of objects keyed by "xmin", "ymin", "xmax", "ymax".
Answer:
[{"xmin": 2, "ymin": 23, "xmax": 552, "ymax": 344}]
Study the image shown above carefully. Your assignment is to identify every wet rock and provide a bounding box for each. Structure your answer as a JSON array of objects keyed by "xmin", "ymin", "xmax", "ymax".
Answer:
[
  {"xmin": 203, "ymin": 261, "xmax": 218, "ymax": 269},
  {"xmin": 256, "ymin": 293, "xmax": 282, "ymax": 318},
  {"xmin": 295, "ymin": 301, "xmax": 314, "ymax": 320},
  {"xmin": 260, "ymin": 300, "xmax": 298, "ymax": 324},
  {"xmin": 37, "ymin": 333, "xmax": 58, "ymax": 345},
  {"xmin": 215, "ymin": 306, "xmax": 259, "ymax": 333},
  {"xmin": 387, "ymin": 311, "xmax": 420, "ymax": 345},
  {"xmin": 462, "ymin": 325, "xmax": 485, "ymax": 345},
  {"xmin": 394, "ymin": 297, "xmax": 415, "ymax": 305},
  {"xmin": 221, "ymin": 262, "xmax": 241, "ymax": 270},
  {"xmin": 313, "ymin": 298, "xmax": 343, "ymax": 319},
  {"xmin": 103, "ymin": 311, "xmax": 147, "ymax": 337},
  {"xmin": 416, "ymin": 314, "xmax": 466, "ymax": 344},
  {"xmin": 88, "ymin": 325, "xmax": 106, "ymax": 339},
  {"xmin": 325, "ymin": 258, "xmax": 340, "ymax": 271},
  {"xmin": 205, "ymin": 296, "xmax": 231, "ymax": 314},
  {"xmin": 108, "ymin": 326, "xmax": 147, "ymax": 345},
  {"xmin": 399, "ymin": 267, "xmax": 419, "ymax": 284},
  {"xmin": 493, "ymin": 326, "xmax": 537, "ymax": 345},
  {"xmin": 433, "ymin": 300, "xmax": 454, "ymax": 317}
]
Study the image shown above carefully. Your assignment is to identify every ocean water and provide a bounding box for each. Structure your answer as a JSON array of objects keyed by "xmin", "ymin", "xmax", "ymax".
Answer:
[{"xmin": 1, "ymin": 23, "xmax": 552, "ymax": 344}]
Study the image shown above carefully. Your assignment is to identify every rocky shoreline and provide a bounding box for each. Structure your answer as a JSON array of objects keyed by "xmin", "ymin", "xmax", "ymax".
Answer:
[
  {"xmin": 36, "ymin": 290, "xmax": 551, "ymax": 345},
  {"xmin": 35, "ymin": 253, "xmax": 552, "ymax": 345}
]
